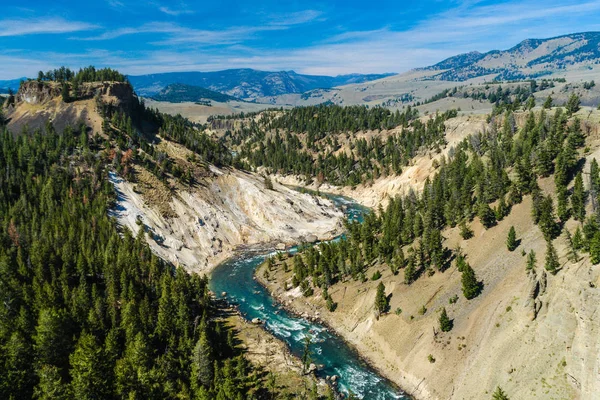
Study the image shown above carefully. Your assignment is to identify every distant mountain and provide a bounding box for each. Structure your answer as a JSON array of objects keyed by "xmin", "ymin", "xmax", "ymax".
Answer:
[
  {"xmin": 128, "ymin": 69, "xmax": 394, "ymax": 99},
  {"xmin": 424, "ymin": 32, "xmax": 600, "ymax": 81},
  {"xmin": 0, "ymin": 77, "xmax": 25, "ymax": 94},
  {"xmin": 152, "ymin": 83, "xmax": 239, "ymax": 103}
]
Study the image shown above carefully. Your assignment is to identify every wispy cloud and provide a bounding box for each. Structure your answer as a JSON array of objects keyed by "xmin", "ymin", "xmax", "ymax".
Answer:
[
  {"xmin": 0, "ymin": 17, "xmax": 98, "ymax": 37},
  {"xmin": 72, "ymin": 9, "xmax": 322, "ymax": 45},
  {"xmin": 158, "ymin": 6, "xmax": 194, "ymax": 16},
  {"xmin": 74, "ymin": 22, "xmax": 284, "ymax": 45},
  {"xmin": 266, "ymin": 10, "xmax": 324, "ymax": 26}
]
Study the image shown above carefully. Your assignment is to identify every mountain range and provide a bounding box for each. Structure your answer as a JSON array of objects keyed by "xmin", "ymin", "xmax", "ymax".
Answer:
[
  {"xmin": 127, "ymin": 69, "xmax": 394, "ymax": 99},
  {"xmin": 424, "ymin": 31, "xmax": 600, "ymax": 81}
]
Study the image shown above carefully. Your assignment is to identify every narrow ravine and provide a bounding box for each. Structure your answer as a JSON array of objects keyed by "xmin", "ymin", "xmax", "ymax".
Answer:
[{"xmin": 210, "ymin": 194, "xmax": 408, "ymax": 399}]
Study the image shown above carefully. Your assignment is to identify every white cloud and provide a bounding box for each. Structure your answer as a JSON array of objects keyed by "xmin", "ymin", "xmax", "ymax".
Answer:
[
  {"xmin": 158, "ymin": 6, "xmax": 194, "ymax": 16},
  {"xmin": 0, "ymin": 17, "xmax": 98, "ymax": 37},
  {"xmin": 266, "ymin": 10, "xmax": 324, "ymax": 26}
]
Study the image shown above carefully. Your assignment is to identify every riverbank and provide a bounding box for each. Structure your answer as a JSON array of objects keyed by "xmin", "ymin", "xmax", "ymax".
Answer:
[
  {"xmin": 256, "ymin": 256, "xmax": 426, "ymax": 400},
  {"xmin": 255, "ymin": 188, "xmax": 599, "ymax": 399},
  {"xmin": 215, "ymin": 300, "xmax": 330, "ymax": 398}
]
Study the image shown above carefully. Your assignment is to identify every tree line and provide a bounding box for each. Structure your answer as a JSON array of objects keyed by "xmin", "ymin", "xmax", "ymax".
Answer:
[{"xmin": 36, "ymin": 66, "xmax": 127, "ymax": 83}]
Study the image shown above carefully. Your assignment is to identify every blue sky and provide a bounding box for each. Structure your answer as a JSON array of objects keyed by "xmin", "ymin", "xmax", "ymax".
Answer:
[{"xmin": 1, "ymin": 0, "xmax": 599, "ymax": 79}]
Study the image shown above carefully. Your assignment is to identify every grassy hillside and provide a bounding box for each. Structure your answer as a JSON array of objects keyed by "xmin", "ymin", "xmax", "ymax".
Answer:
[{"xmin": 257, "ymin": 105, "xmax": 600, "ymax": 399}]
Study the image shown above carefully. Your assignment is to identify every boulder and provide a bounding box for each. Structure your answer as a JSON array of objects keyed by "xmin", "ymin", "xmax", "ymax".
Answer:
[
  {"xmin": 305, "ymin": 234, "xmax": 318, "ymax": 243},
  {"xmin": 251, "ymin": 318, "xmax": 263, "ymax": 325},
  {"xmin": 276, "ymin": 243, "xmax": 286, "ymax": 251}
]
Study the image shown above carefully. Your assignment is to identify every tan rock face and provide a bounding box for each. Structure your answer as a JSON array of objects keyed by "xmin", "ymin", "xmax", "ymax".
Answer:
[
  {"xmin": 4, "ymin": 80, "xmax": 139, "ymax": 135},
  {"xmin": 16, "ymin": 81, "xmax": 61, "ymax": 104},
  {"xmin": 109, "ymin": 166, "xmax": 344, "ymax": 272}
]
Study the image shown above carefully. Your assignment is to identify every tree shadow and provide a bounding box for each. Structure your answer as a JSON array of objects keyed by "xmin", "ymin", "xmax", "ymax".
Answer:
[{"xmin": 385, "ymin": 293, "xmax": 393, "ymax": 313}]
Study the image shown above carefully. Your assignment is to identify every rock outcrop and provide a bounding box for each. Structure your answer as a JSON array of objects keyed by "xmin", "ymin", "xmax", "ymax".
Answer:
[{"xmin": 4, "ymin": 80, "xmax": 139, "ymax": 134}]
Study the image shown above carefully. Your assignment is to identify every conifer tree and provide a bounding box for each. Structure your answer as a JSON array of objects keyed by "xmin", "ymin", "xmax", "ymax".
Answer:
[
  {"xmin": 191, "ymin": 330, "xmax": 214, "ymax": 389},
  {"xmin": 439, "ymin": 307, "xmax": 453, "ymax": 332},
  {"xmin": 572, "ymin": 226, "xmax": 584, "ymax": 250},
  {"xmin": 571, "ymin": 172, "xmax": 587, "ymax": 222},
  {"xmin": 459, "ymin": 220, "xmax": 474, "ymax": 239},
  {"xmin": 478, "ymin": 202, "xmax": 497, "ymax": 229},
  {"xmin": 34, "ymin": 364, "xmax": 71, "ymax": 400},
  {"xmin": 565, "ymin": 230, "xmax": 579, "ymax": 263},
  {"xmin": 556, "ymin": 184, "xmax": 569, "ymax": 222},
  {"xmin": 492, "ymin": 386, "xmax": 510, "ymax": 400},
  {"xmin": 61, "ymin": 83, "xmax": 70, "ymax": 103},
  {"xmin": 374, "ymin": 282, "xmax": 388, "ymax": 316},
  {"xmin": 461, "ymin": 263, "xmax": 481, "ymax": 300},
  {"xmin": 506, "ymin": 226, "xmax": 517, "ymax": 251},
  {"xmin": 544, "ymin": 239, "xmax": 559, "ymax": 274},
  {"xmin": 566, "ymin": 93, "xmax": 581, "ymax": 115},
  {"xmin": 301, "ymin": 335, "xmax": 312, "ymax": 374},
  {"xmin": 404, "ymin": 255, "xmax": 417, "ymax": 284},
  {"xmin": 525, "ymin": 96, "xmax": 535, "ymax": 110},
  {"xmin": 590, "ymin": 231, "xmax": 600, "ymax": 265},
  {"xmin": 526, "ymin": 250, "xmax": 537, "ymax": 271},
  {"xmin": 69, "ymin": 333, "xmax": 109, "ymax": 400},
  {"xmin": 543, "ymin": 95, "xmax": 553, "ymax": 109}
]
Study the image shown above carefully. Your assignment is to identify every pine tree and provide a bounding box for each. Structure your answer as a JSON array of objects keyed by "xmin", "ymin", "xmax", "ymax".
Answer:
[
  {"xmin": 525, "ymin": 96, "xmax": 535, "ymax": 110},
  {"xmin": 478, "ymin": 202, "xmax": 497, "ymax": 229},
  {"xmin": 33, "ymin": 308, "xmax": 71, "ymax": 368},
  {"xmin": 565, "ymin": 230, "xmax": 579, "ymax": 262},
  {"xmin": 404, "ymin": 255, "xmax": 417, "ymax": 284},
  {"xmin": 506, "ymin": 226, "xmax": 517, "ymax": 251},
  {"xmin": 572, "ymin": 226, "xmax": 584, "ymax": 250},
  {"xmin": 492, "ymin": 386, "xmax": 510, "ymax": 400},
  {"xmin": 439, "ymin": 307, "xmax": 453, "ymax": 332},
  {"xmin": 301, "ymin": 335, "xmax": 312, "ymax": 374},
  {"xmin": 556, "ymin": 184, "xmax": 569, "ymax": 222},
  {"xmin": 34, "ymin": 364, "xmax": 71, "ymax": 400},
  {"xmin": 544, "ymin": 239, "xmax": 559, "ymax": 274},
  {"xmin": 571, "ymin": 172, "xmax": 587, "ymax": 222},
  {"xmin": 566, "ymin": 93, "xmax": 581, "ymax": 115},
  {"xmin": 461, "ymin": 263, "xmax": 481, "ymax": 300},
  {"xmin": 374, "ymin": 282, "xmax": 388, "ymax": 316},
  {"xmin": 191, "ymin": 330, "xmax": 214, "ymax": 389},
  {"xmin": 543, "ymin": 95, "xmax": 553, "ymax": 109},
  {"xmin": 459, "ymin": 219, "xmax": 474, "ymax": 239},
  {"xmin": 61, "ymin": 83, "xmax": 71, "ymax": 103},
  {"xmin": 590, "ymin": 231, "xmax": 600, "ymax": 265},
  {"xmin": 526, "ymin": 250, "xmax": 537, "ymax": 271},
  {"xmin": 69, "ymin": 333, "xmax": 109, "ymax": 400}
]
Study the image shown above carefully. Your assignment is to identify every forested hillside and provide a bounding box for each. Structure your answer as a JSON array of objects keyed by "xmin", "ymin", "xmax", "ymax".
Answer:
[
  {"xmin": 0, "ymin": 122, "xmax": 265, "ymax": 399},
  {"xmin": 212, "ymin": 104, "xmax": 456, "ymax": 186},
  {"xmin": 0, "ymin": 68, "xmax": 335, "ymax": 400},
  {"xmin": 257, "ymin": 97, "xmax": 600, "ymax": 399},
  {"xmin": 280, "ymin": 105, "xmax": 592, "ymax": 294}
]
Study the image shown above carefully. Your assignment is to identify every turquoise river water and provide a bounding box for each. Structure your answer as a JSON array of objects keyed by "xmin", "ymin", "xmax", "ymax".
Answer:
[{"xmin": 209, "ymin": 194, "xmax": 408, "ymax": 399}]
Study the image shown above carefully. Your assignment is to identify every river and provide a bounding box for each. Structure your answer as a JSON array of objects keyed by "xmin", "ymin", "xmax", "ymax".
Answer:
[{"xmin": 209, "ymin": 193, "xmax": 408, "ymax": 399}]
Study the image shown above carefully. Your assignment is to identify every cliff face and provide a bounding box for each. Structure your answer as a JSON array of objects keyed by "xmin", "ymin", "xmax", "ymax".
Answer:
[{"xmin": 3, "ymin": 80, "xmax": 137, "ymax": 134}]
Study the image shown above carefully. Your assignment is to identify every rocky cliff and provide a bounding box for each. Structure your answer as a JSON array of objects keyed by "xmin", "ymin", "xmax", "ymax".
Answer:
[{"xmin": 4, "ymin": 80, "xmax": 137, "ymax": 134}]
